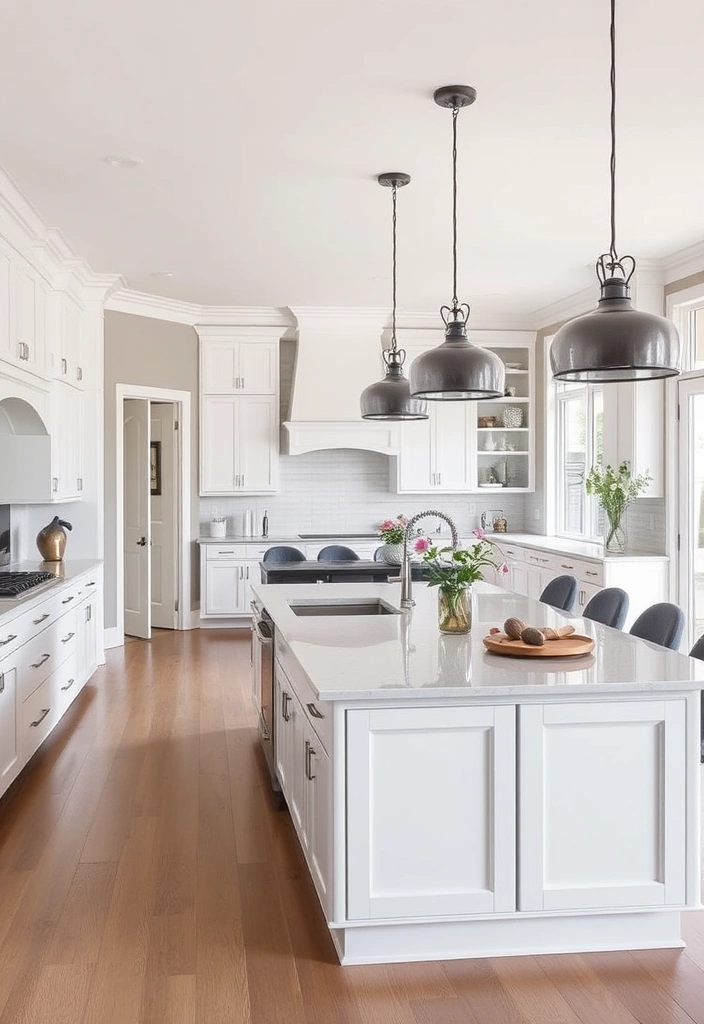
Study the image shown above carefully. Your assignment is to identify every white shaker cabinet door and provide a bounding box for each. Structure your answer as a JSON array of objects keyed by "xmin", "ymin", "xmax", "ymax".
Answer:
[
  {"xmin": 200, "ymin": 396, "xmax": 237, "ymax": 493},
  {"xmin": 433, "ymin": 401, "xmax": 471, "ymax": 490},
  {"xmin": 518, "ymin": 700, "xmax": 688, "ymax": 912},
  {"xmin": 238, "ymin": 341, "xmax": 277, "ymax": 394},
  {"xmin": 346, "ymin": 704, "xmax": 516, "ymax": 920},
  {"xmin": 236, "ymin": 395, "xmax": 278, "ymax": 493},
  {"xmin": 397, "ymin": 416, "xmax": 434, "ymax": 492},
  {"xmin": 0, "ymin": 666, "xmax": 20, "ymax": 798},
  {"xmin": 304, "ymin": 719, "xmax": 333, "ymax": 919},
  {"xmin": 0, "ymin": 243, "xmax": 12, "ymax": 364},
  {"xmin": 204, "ymin": 562, "xmax": 241, "ymax": 617},
  {"xmin": 201, "ymin": 340, "xmax": 238, "ymax": 393}
]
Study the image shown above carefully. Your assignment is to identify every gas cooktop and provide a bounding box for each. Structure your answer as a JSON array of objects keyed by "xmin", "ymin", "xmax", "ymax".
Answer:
[
  {"xmin": 297, "ymin": 533, "xmax": 378, "ymax": 539},
  {"xmin": 0, "ymin": 571, "xmax": 57, "ymax": 598}
]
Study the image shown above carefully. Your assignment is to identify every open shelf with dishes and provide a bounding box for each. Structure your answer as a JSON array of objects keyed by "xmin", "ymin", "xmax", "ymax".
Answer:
[{"xmin": 392, "ymin": 329, "xmax": 536, "ymax": 494}]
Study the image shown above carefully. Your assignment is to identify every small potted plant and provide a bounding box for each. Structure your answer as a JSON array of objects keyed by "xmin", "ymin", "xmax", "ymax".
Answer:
[
  {"xmin": 585, "ymin": 461, "xmax": 651, "ymax": 554},
  {"xmin": 414, "ymin": 530, "xmax": 509, "ymax": 634},
  {"xmin": 377, "ymin": 515, "xmax": 410, "ymax": 565}
]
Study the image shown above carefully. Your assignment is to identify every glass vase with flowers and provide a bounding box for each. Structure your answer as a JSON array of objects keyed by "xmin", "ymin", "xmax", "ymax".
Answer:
[
  {"xmin": 585, "ymin": 461, "xmax": 651, "ymax": 554},
  {"xmin": 414, "ymin": 529, "xmax": 509, "ymax": 634}
]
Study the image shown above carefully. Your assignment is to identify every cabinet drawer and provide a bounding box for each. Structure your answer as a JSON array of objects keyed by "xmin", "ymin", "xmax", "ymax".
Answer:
[
  {"xmin": 275, "ymin": 635, "xmax": 331, "ymax": 754},
  {"xmin": 21, "ymin": 673, "xmax": 60, "ymax": 762},
  {"xmin": 205, "ymin": 544, "xmax": 247, "ymax": 560},
  {"xmin": 500, "ymin": 545, "xmax": 525, "ymax": 563},
  {"xmin": 55, "ymin": 652, "xmax": 82, "ymax": 714},
  {"xmin": 245, "ymin": 543, "xmax": 283, "ymax": 560},
  {"xmin": 524, "ymin": 550, "xmax": 557, "ymax": 572},
  {"xmin": 17, "ymin": 610, "xmax": 77, "ymax": 702},
  {"xmin": 577, "ymin": 561, "xmax": 603, "ymax": 586}
]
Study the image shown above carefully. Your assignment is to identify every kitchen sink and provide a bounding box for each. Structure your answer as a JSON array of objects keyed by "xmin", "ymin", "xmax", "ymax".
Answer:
[{"xmin": 288, "ymin": 598, "xmax": 400, "ymax": 617}]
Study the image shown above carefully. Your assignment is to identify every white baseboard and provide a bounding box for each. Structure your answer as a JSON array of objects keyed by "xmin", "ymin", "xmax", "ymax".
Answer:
[{"xmin": 103, "ymin": 626, "xmax": 123, "ymax": 649}]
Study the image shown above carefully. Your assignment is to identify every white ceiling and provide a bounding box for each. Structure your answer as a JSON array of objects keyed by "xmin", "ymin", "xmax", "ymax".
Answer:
[{"xmin": 0, "ymin": 0, "xmax": 702, "ymax": 319}]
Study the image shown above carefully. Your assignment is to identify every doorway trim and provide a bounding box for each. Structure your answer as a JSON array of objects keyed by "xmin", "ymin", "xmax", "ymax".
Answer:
[{"xmin": 113, "ymin": 384, "xmax": 192, "ymax": 646}]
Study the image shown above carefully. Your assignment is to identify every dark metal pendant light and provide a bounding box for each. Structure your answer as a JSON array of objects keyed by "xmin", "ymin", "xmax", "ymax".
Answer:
[
  {"xmin": 410, "ymin": 86, "xmax": 505, "ymax": 401},
  {"xmin": 550, "ymin": 0, "xmax": 680, "ymax": 382},
  {"xmin": 361, "ymin": 173, "xmax": 428, "ymax": 421}
]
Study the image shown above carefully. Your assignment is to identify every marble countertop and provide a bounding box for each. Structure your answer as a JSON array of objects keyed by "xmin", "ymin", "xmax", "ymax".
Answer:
[
  {"xmin": 197, "ymin": 533, "xmax": 380, "ymax": 545},
  {"xmin": 0, "ymin": 560, "xmax": 102, "ymax": 623},
  {"xmin": 252, "ymin": 580, "xmax": 703, "ymax": 701}
]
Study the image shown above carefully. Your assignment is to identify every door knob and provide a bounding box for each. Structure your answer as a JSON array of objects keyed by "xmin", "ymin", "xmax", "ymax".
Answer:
[{"xmin": 136, "ymin": 537, "xmax": 147, "ymax": 547}]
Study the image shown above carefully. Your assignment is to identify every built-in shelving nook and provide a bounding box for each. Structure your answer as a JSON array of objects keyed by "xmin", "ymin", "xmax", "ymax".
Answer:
[{"xmin": 0, "ymin": 397, "xmax": 52, "ymax": 502}]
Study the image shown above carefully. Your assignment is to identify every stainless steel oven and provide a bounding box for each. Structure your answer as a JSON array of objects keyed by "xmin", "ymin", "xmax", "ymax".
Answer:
[{"xmin": 250, "ymin": 598, "xmax": 278, "ymax": 790}]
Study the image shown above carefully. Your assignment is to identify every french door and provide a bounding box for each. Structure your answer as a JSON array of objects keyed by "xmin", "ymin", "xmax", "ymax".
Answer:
[{"xmin": 677, "ymin": 375, "xmax": 704, "ymax": 649}]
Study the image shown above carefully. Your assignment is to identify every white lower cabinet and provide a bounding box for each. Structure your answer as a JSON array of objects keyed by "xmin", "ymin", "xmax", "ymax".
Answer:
[
  {"xmin": 274, "ymin": 658, "xmax": 332, "ymax": 918},
  {"xmin": 0, "ymin": 569, "xmax": 103, "ymax": 800},
  {"xmin": 345, "ymin": 704, "xmax": 516, "ymax": 920},
  {"xmin": 0, "ymin": 666, "xmax": 20, "ymax": 793},
  {"xmin": 201, "ymin": 557, "xmax": 261, "ymax": 617},
  {"xmin": 518, "ymin": 699, "xmax": 687, "ymax": 912}
]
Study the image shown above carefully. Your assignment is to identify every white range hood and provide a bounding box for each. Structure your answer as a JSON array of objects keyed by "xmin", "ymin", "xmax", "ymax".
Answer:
[{"xmin": 282, "ymin": 308, "xmax": 400, "ymax": 456}]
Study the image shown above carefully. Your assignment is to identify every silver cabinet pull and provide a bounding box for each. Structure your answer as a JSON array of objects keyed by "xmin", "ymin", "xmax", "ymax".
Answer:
[
  {"xmin": 60, "ymin": 678, "xmax": 75, "ymax": 692},
  {"xmin": 52, "ymin": 477, "xmax": 59, "ymax": 493},
  {"xmin": 0, "ymin": 672, "xmax": 4, "ymax": 694},
  {"xmin": 306, "ymin": 702, "xmax": 324, "ymax": 720},
  {"xmin": 85, "ymin": 606, "xmax": 92, "ymax": 622},
  {"xmin": 61, "ymin": 357, "xmax": 67, "ymax": 374},
  {"xmin": 0, "ymin": 634, "xmax": 17, "ymax": 647},
  {"xmin": 61, "ymin": 632, "xmax": 75, "ymax": 644},
  {"xmin": 305, "ymin": 739, "xmax": 317, "ymax": 781},
  {"xmin": 282, "ymin": 690, "xmax": 291, "ymax": 722},
  {"xmin": 25, "ymin": 343, "xmax": 30, "ymax": 360},
  {"xmin": 246, "ymin": 566, "xmax": 250, "ymax": 579},
  {"xmin": 31, "ymin": 654, "xmax": 51, "ymax": 669},
  {"xmin": 33, "ymin": 613, "xmax": 50, "ymax": 625},
  {"xmin": 218, "ymin": 550, "xmax": 235, "ymax": 555},
  {"xmin": 561, "ymin": 563, "xmax": 574, "ymax": 570},
  {"xmin": 77, "ymin": 477, "xmax": 83, "ymax": 491},
  {"xmin": 61, "ymin": 596, "xmax": 74, "ymax": 604},
  {"xmin": 437, "ymin": 472, "xmax": 442, "ymax": 485},
  {"xmin": 585, "ymin": 570, "xmax": 599, "ymax": 577},
  {"xmin": 76, "ymin": 366, "xmax": 83, "ymax": 381},
  {"xmin": 30, "ymin": 708, "xmax": 51, "ymax": 728}
]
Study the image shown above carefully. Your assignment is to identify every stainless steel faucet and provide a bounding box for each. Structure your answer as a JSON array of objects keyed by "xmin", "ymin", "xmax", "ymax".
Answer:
[{"xmin": 390, "ymin": 509, "xmax": 459, "ymax": 609}]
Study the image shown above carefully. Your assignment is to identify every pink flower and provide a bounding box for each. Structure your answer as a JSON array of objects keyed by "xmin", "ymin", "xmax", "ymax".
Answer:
[
  {"xmin": 472, "ymin": 527, "xmax": 486, "ymax": 539},
  {"xmin": 499, "ymin": 562, "xmax": 509, "ymax": 576},
  {"xmin": 414, "ymin": 536, "xmax": 430, "ymax": 554},
  {"xmin": 380, "ymin": 519, "xmax": 396, "ymax": 531}
]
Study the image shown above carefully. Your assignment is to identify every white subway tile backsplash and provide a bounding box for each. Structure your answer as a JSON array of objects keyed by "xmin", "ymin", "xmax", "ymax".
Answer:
[{"xmin": 200, "ymin": 449, "xmax": 526, "ymax": 539}]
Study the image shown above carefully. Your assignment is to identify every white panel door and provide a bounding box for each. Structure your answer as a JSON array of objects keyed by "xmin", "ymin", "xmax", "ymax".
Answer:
[
  {"xmin": 201, "ymin": 340, "xmax": 238, "ymax": 393},
  {"xmin": 518, "ymin": 699, "xmax": 687, "ymax": 912},
  {"xmin": 346, "ymin": 704, "xmax": 516, "ymax": 920},
  {"xmin": 274, "ymin": 670, "xmax": 292, "ymax": 795},
  {"xmin": 0, "ymin": 666, "xmax": 20, "ymax": 798},
  {"xmin": 237, "ymin": 395, "xmax": 278, "ymax": 493},
  {"xmin": 397, "ymin": 417, "xmax": 434, "ymax": 491},
  {"xmin": 204, "ymin": 562, "xmax": 241, "ymax": 616},
  {"xmin": 239, "ymin": 342, "xmax": 277, "ymax": 394},
  {"xmin": 434, "ymin": 402, "xmax": 471, "ymax": 490},
  {"xmin": 150, "ymin": 403, "xmax": 178, "ymax": 629},
  {"xmin": 200, "ymin": 396, "xmax": 237, "ymax": 494},
  {"xmin": 123, "ymin": 398, "xmax": 151, "ymax": 639}
]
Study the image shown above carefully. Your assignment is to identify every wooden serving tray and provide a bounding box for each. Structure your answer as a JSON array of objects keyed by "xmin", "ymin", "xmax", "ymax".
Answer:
[{"xmin": 482, "ymin": 633, "xmax": 595, "ymax": 658}]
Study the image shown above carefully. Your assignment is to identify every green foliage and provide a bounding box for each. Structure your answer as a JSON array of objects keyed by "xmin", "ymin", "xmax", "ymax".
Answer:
[
  {"xmin": 420, "ymin": 540, "xmax": 500, "ymax": 596},
  {"xmin": 585, "ymin": 460, "xmax": 651, "ymax": 544}
]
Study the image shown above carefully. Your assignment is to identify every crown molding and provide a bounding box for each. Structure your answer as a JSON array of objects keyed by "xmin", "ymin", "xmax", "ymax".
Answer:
[
  {"xmin": 105, "ymin": 288, "xmax": 293, "ymax": 327},
  {"xmin": 661, "ymin": 239, "xmax": 704, "ymax": 285},
  {"xmin": 194, "ymin": 324, "xmax": 288, "ymax": 343},
  {"xmin": 530, "ymin": 282, "xmax": 596, "ymax": 331}
]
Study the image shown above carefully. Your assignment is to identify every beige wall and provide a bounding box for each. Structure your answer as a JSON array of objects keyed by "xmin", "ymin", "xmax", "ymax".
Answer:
[{"xmin": 104, "ymin": 311, "xmax": 199, "ymax": 630}]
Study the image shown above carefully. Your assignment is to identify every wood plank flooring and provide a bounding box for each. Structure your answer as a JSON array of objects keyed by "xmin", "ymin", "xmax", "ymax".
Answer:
[{"xmin": 0, "ymin": 628, "xmax": 703, "ymax": 1023}]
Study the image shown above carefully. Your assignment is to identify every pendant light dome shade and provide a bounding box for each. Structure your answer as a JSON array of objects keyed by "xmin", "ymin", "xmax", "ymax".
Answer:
[
  {"xmin": 409, "ymin": 313, "xmax": 506, "ymax": 399},
  {"xmin": 550, "ymin": 267, "xmax": 680, "ymax": 383},
  {"xmin": 361, "ymin": 172, "xmax": 428, "ymax": 421},
  {"xmin": 549, "ymin": 0, "xmax": 680, "ymax": 383},
  {"xmin": 360, "ymin": 350, "xmax": 429, "ymax": 419},
  {"xmin": 409, "ymin": 85, "xmax": 505, "ymax": 401}
]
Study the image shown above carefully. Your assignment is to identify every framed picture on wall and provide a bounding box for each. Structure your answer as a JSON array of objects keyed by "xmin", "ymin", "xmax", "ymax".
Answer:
[{"xmin": 150, "ymin": 440, "xmax": 161, "ymax": 495}]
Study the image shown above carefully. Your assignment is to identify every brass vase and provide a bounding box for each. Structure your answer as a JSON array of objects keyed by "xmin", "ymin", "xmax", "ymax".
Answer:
[{"xmin": 36, "ymin": 516, "xmax": 72, "ymax": 561}]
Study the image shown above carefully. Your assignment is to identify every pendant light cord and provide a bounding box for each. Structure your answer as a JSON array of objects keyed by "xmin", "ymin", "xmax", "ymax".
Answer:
[
  {"xmin": 609, "ymin": 0, "xmax": 617, "ymax": 265},
  {"xmin": 391, "ymin": 183, "xmax": 398, "ymax": 351},
  {"xmin": 451, "ymin": 105, "xmax": 459, "ymax": 312}
]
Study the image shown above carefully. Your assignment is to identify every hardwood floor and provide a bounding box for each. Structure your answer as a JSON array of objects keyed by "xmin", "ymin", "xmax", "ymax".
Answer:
[{"xmin": 0, "ymin": 628, "xmax": 703, "ymax": 1023}]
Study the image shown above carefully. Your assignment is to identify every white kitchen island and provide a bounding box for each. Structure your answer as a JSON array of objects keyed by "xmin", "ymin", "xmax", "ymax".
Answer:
[{"xmin": 251, "ymin": 580, "xmax": 704, "ymax": 965}]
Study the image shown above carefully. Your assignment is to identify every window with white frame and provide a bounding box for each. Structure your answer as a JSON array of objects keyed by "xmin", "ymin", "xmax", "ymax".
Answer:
[{"xmin": 554, "ymin": 382, "xmax": 604, "ymax": 540}]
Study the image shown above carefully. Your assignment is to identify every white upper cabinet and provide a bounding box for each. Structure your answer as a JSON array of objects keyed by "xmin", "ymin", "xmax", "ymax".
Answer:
[
  {"xmin": 0, "ymin": 243, "xmax": 14, "ymax": 366},
  {"xmin": 50, "ymin": 292, "xmax": 85, "ymax": 388},
  {"xmin": 200, "ymin": 334, "xmax": 278, "ymax": 394},
  {"xmin": 200, "ymin": 394, "xmax": 279, "ymax": 495},
  {"xmin": 50, "ymin": 381, "xmax": 84, "ymax": 501},
  {"xmin": 198, "ymin": 327, "xmax": 281, "ymax": 495},
  {"xmin": 396, "ymin": 331, "xmax": 535, "ymax": 494},
  {"xmin": 0, "ymin": 241, "xmax": 49, "ymax": 380}
]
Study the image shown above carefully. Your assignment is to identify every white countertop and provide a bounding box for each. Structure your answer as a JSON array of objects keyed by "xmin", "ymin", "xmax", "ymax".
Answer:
[
  {"xmin": 487, "ymin": 533, "xmax": 667, "ymax": 562},
  {"xmin": 197, "ymin": 534, "xmax": 380, "ymax": 545},
  {"xmin": 252, "ymin": 581, "xmax": 703, "ymax": 701},
  {"xmin": 0, "ymin": 560, "xmax": 102, "ymax": 623}
]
